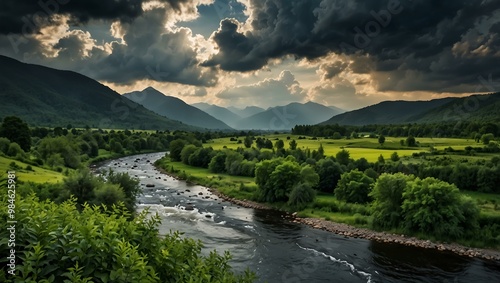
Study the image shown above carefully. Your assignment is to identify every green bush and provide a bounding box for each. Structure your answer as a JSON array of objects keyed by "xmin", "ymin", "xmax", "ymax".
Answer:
[
  {"xmin": 0, "ymin": 195, "xmax": 255, "ymax": 282},
  {"xmin": 288, "ymin": 183, "xmax": 316, "ymax": 210},
  {"xmin": 334, "ymin": 169, "xmax": 374, "ymax": 204},
  {"xmin": 370, "ymin": 173, "xmax": 413, "ymax": 229},
  {"xmin": 402, "ymin": 177, "xmax": 479, "ymax": 239}
]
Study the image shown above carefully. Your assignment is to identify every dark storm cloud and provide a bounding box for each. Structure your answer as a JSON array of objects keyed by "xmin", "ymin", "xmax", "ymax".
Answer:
[
  {"xmin": 0, "ymin": 3, "xmax": 217, "ymax": 87},
  {"xmin": 205, "ymin": 0, "xmax": 500, "ymax": 92},
  {"xmin": 0, "ymin": 0, "xmax": 199, "ymax": 35},
  {"xmin": 0, "ymin": 0, "xmax": 143, "ymax": 34},
  {"xmin": 86, "ymin": 8, "xmax": 218, "ymax": 87}
]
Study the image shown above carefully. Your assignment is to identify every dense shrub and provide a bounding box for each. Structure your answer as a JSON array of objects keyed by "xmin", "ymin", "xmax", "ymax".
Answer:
[
  {"xmin": 334, "ymin": 170, "xmax": 374, "ymax": 204},
  {"xmin": 0, "ymin": 194, "xmax": 255, "ymax": 282}
]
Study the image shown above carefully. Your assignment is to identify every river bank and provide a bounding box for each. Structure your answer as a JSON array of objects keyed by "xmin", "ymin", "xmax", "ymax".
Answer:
[{"xmin": 153, "ymin": 159, "xmax": 500, "ymax": 263}]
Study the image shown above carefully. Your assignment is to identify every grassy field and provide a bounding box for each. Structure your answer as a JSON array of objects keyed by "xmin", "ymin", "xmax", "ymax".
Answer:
[
  {"xmin": 0, "ymin": 156, "xmax": 64, "ymax": 183},
  {"xmin": 205, "ymin": 135, "xmax": 483, "ymax": 162}
]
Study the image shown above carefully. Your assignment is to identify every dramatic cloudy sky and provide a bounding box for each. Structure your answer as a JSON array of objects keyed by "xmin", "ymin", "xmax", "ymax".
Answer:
[{"xmin": 1, "ymin": 0, "xmax": 499, "ymax": 110}]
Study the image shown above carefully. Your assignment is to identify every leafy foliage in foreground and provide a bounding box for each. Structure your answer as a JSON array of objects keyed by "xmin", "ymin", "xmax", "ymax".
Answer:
[{"xmin": 0, "ymin": 194, "xmax": 255, "ymax": 283}]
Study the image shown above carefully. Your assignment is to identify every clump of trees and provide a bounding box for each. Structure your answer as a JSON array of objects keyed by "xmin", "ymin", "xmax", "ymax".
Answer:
[
  {"xmin": 255, "ymin": 156, "xmax": 318, "ymax": 209},
  {"xmin": 370, "ymin": 173, "xmax": 480, "ymax": 239}
]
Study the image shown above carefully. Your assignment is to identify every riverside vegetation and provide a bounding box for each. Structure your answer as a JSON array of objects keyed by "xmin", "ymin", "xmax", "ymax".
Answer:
[
  {"xmin": 155, "ymin": 126, "xmax": 500, "ymax": 250},
  {"xmin": 0, "ymin": 116, "xmax": 255, "ymax": 282}
]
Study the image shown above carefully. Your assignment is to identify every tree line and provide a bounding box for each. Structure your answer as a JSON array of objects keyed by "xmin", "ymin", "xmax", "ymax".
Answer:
[{"xmin": 292, "ymin": 121, "xmax": 500, "ymax": 139}]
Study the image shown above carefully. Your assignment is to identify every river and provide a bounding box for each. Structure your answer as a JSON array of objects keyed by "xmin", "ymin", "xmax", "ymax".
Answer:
[{"xmin": 96, "ymin": 152, "xmax": 500, "ymax": 283}]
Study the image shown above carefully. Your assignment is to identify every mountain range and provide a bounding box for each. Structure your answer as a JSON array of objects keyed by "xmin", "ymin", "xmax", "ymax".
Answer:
[
  {"xmin": 0, "ymin": 55, "xmax": 199, "ymax": 131},
  {"xmin": 123, "ymin": 88, "xmax": 232, "ymax": 130},
  {"xmin": 1, "ymin": 55, "xmax": 498, "ymax": 131},
  {"xmin": 233, "ymin": 102, "xmax": 344, "ymax": 130},
  {"xmin": 321, "ymin": 93, "xmax": 500, "ymax": 126}
]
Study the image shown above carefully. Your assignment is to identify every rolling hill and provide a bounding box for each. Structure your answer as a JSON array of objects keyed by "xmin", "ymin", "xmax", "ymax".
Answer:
[
  {"xmin": 234, "ymin": 101, "xmax": 343, "ymax": 130},
  {"xmin": 0, "ymin": 55, "xmax": 199, "ymax": 131},
  {"xmin": 320, "ymin": 97, "xmax": 457, "ymax": 126},
  {"xmin": 123, "ymin": 87, "xmax": 232, "ymax": 130},
  {"xmin": 191, "ymin": 102, "xmax": 242, "ymax": 128},
  {"xmin": 411, "ymin": 93, "xmax": 500, "ymax": 123}
]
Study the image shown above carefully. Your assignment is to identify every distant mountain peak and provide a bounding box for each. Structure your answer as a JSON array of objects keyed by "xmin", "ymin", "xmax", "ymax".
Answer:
[{"xmin": 123, "ymin": 88, "xmax": 232, "ymax": 130}]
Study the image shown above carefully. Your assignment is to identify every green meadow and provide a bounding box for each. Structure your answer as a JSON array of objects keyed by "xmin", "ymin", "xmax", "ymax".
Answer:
[
  {"xmin": 205, "ymin": 134, "xmax": 483, "ymax": 162},
  {"xmin": 0, "ymin": 156, "xmax": 64, "ymax": 183}
]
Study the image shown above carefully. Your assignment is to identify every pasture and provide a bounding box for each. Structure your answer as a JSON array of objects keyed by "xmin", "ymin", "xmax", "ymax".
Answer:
[
  {"xmin": 205, "ymin": 134, "xmax": 483, "ymax": 162},
  {"xmin": 0, "ymin": 156, "xmax": 64, "ymax": 183}
]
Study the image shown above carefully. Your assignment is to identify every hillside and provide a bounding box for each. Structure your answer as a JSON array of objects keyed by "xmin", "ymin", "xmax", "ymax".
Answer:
[
  {"xmin": 234, "ymin": 101, "xmax": 343, "ymax": 130},
  {"xmin": 191, "ymin": 103, "xmax": 242, "ymax": 128},
  {"xmin": 411, "ymin": 93, "xmax": 500, "ymax": 123},
  {"xmin": 0, "ymin": 55, "xmax": 198, "ymax": 131},
  {"xmin": 123, "ymin": 88, "xmax": 232, "ymax": 130},
  {"xmin": 320, "ymin": 98, "xmax": 457, "ymax": 126}
]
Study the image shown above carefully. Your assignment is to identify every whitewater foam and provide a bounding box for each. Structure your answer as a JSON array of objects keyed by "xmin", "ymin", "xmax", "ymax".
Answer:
[{"xmin": 297, "ymin": 243, "xmax": 373, "ymax": 283}]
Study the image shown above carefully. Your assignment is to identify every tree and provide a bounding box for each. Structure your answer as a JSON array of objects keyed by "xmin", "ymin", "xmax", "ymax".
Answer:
[
  {"xmin": 315, "ymin": 144, "xmax": 324, "ymax": 160},
  {"xmin": 300, "ymin": 165, "xmax": 320, "ymax": 188},
  {"xmin": 275, "ymin": 139, "xmax": 284, "ymax": 150},
  {"xmin": 244, "ymin": 135, "xmax": 253, "ymax": 148},
  {"xmin": 334, "ymin": 169, "xmax": 374, "ymax": 203},
  {"xmin": 110, "ymin": 139, "xmax": 124, "ymax": 154},
  {"xmin": 354, "ymin": 157, "xmax": 370, "ymax": 171},
  {"xmin": 390, "ymin": 152, "xmax": 400, "ymax": 162},
  {"xmin": 315, "ymin": 159, "xmax": 343, "ymax": 192},
  {"xmin": 208, "ymin": 151, "xmax": 227, "ymax": 173},
  {"xmin": 377, "ymin": 154, "xmax": 385, "ymax": 164},
  {"xmin": 335, "ymin": 149, "xmax": 350, "ymax": 165},
  {"xmin": 263, "ymin": 139, "xmax": 273, "ymax": 149},
  {"xmin": 370, "ymin": 173, "xmax": 413, "ymax": 229},
  {"xmin": 223, "ymin": 150, "xmax": 244, "ymax": 175},
  {"xmin": 93, "ymin": 183, "xmax": 126, "ymax": 207},
  {"xmin": 378, "ymin": 135, "xmax": 385, "ymax": 146},
  {"xmin": 188, "ymin": 147, "xmax": 214, "ymax": 168},
  {"xmin": 0, "ymin": 116, "xmax": 31, "ymax": 152},
  {"xmin": 401, "ymin": 177, "xmax": 479, "ymax": 238},
  {"xmin": 169, "ymin": 139, "xmax": 187, "ymax": 161},
  {"xmin": 288, "ymin": 183, "xmax": 316, "ymax": 210},
  {"xmin": 181, "ymin": 144, "xmax": 198, "ymax": 165},
  {"xmin": 106, "ymin": 170, "xmax": 141, "ymax": 212},
  {"xmin": 289, "ymin": 139, "xmax": 297, "ymax": 150},
  {"xmin": 6, "ymin": 142, "xmax": 24, "ymax": 157},
  {"xmin": 62, "ymin": 169, "xmax": 100, "ymax": 206},
  {"xmin": 37, "ymin": 136, "xmax": 81, "ymax": 169},
  {"xmin": 255, "ymin": 158, "xmax": 283, "ymax": 202},
  {"xmin": 406, "ymin": 136, "xmax": 416, "ymax": 147},
  {"xmin": 269, "ymin": 161, "xmax": 302, "ymax": 202}
]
